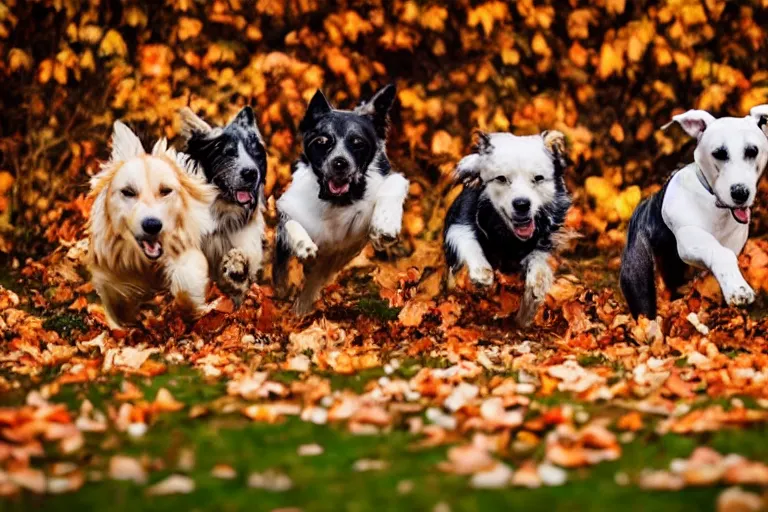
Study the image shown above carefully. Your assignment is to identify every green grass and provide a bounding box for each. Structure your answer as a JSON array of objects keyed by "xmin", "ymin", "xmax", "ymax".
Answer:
[{"xmin": 3, "ymin": 366, "xmax": 767, "ymax": 512}]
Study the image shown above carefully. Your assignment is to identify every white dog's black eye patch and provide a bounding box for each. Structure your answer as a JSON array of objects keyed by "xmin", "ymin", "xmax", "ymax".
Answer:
[
  {"xmin": 712, "ymin": 147, "xmax": 729, "ymax": 161},
  {"xmin": 744, "ymin": 145, "xmax": 759, "ymax": 160}
]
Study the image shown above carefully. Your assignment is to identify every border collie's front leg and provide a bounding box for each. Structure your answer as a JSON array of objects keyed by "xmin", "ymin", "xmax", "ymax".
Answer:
[
  {"xmin": 516, "ymin": 250, "xmax": 553, "ymax": 326},
  {"xmin": 444, "ymin": 224, "xmax": 494, "ymax": 287},
  {"xmin": 273, "ymin": 214, "xmax": 317, "ymax": 295},
  {"xmin": 167, "ymin": 248, "xmax": 210, "ymax": 316},
  {"xmin": 620, "ymin": 228, "xmax": 658, "ymax": 318},
  {"xmin": 675, "ymin": 226, "xmax": 755, "ymax": 306},
  {"xmin": 228, "ymin": 213, "xmax": 265, "ymax": 282},
  {"xmin": 370, "ymin": 173, "xmax": 409, "ymax": 250}
]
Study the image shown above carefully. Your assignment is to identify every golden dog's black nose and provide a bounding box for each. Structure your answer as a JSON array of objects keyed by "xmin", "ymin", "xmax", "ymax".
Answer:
[{"xmin": 142, "ymin": 217, "xmax": 163, "ymax": 235}]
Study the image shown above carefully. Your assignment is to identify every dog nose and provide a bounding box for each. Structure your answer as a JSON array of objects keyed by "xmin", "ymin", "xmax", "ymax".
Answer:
[
  {"xmin": 241, "ymin": 168, "xmax": 258, "ymax": 182},
  {"xmin": 512, "ymin": 198, "xmax": 531, "ymax": 214},
  {"xmin": 730, "ymin": 184, "xmax": 750, "ymax": 205},
  {"xmin": 331, "ymin": 157, "xmax": 349, "ymax": 172},
  {"xmin": 141, "ymin": 217, "xmax": 163, "ymax": 235}
]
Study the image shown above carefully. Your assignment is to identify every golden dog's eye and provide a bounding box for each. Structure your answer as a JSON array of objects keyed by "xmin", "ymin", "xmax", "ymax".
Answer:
[
  {"xmin": 121, "ymin": 188, "xmax": 137, "ymax": 198},
  {"xmin": 159, "ymin": 187, "xmax": 173, "ymax": 197},
  {"xmin": 494, "ymin": 175, "xmax": 508, "ymax": 184}
]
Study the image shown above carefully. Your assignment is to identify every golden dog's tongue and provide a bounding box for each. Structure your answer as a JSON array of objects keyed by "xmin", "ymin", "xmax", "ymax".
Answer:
[
  {"xmin": 142, "ymin": 240, "xmax": 162, "ymax": 258},
  {"xmin": 733, "ymin": 207, "xmax": 750, "ymax": 224}
]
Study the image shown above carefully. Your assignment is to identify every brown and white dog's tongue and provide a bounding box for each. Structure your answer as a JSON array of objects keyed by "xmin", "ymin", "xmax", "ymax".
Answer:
[
  {"xmin": 328, "ymin": 180, "xmax": 350, "ymax": 195},
  {"xmin": 235, "ymin": 190, "xmax": 253, "ymax": 204},
  {"xmin": 733, "ymin": 207, "xmax": 750, "ymax": 224}
]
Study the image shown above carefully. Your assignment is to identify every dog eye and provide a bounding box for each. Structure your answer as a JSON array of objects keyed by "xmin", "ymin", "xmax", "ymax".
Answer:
[
  {"xmin": 745, "ymin": 145, "xmax": 759, "ymax": 159},
  {"xmin": 121, "ymin": 188, "xmax": 137, "ymax": 198},
  {"xmin": 159, "ymin": 187, "xmax": 173, "ymax": 197},
  {"xmin": 712, "ymin": 147, "xmax": 729, "ymax": 161},
  {"xmin": 494, "ymin": 176, "xmax": 508, "ymax": 184},
  {"xmin": 311, "ymin": 136, "xmax": 330, "ymax": 148},
  {"xmin": 351, "ymin": 136, "xmax": 366, "ymax": 148},
  {"xmin": 534, "ymin": 175, "xmax": 546, "ymax": 183}
]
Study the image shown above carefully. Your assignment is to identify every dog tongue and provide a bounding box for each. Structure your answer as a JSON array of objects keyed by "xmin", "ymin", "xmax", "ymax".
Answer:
[
  {"xmin": 513, "ymin": 221, "xmax": 535, "ymax": 240},
  {"xmin": 235, "ymin": 191, "xmax": 252, "ymax": 204},
  {"xmin": 142, "ymin": 240, "xmax": 162, "ymax": 258},
  {"xmin": 733, "ymin": 207, "xmax": 750, "ymax": 224},
  {"xmin": 329, "ymin": 180, "xmax": 350, "ymax": 195}
]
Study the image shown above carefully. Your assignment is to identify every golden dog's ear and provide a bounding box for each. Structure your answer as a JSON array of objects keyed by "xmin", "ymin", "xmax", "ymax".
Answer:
[
  {"xmin": 111, "ymin": 121, "xmax": 145, "ymax": 162},
  {"xmin": 179, "ymin": 107, "xmax": 213, "ymax": 140}
]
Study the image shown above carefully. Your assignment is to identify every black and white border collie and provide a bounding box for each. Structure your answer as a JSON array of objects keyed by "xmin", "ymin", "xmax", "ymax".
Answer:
[
  {"xmin": 620, "ymin": 106, "xmax": 768, "ymax": 319},
  {"xmin": 273, "ymin": 84, "xmax": 409, "ymax": 314},
  {"xmin": 443, "ymin": 131, "xmax": 571, "ymax": 326},
  {"xmin": 179, "ymin": 106, "xmax": 267, "ymax": 301}
]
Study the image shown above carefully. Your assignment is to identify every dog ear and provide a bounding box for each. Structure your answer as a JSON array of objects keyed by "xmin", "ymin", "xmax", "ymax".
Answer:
[
  {"xmin": 542, "ymin": 130, "xmax": 569, "ymax": 172},
  {"xmin": 454, "ymin": 154, "xmax": 482, "ymax": 185},
  {"xmin": 472, "ymin": 130, "xmax": 492, "ymax": 155},
  {"xmin": 357, "ymin": 84, "xmax": 397, "ymax": 136},
  {"xmin": 232, "ymin": 106, "xmax": 256, "ymax": 128},
  {"xmin": 299, "ymin": 90, "xmax": 333, "ymax": 132},
  {"xmin": 179, "ymin": 107, "xmax": 213, "ymax": 139},
  {"xmin": 661, "ymin": 109, "xmax": 716, "ymax": 139},
  {"xmin": 111, "ymin": 121, "xmax": 145, "ymax": 162},
  {"xmin": 749, "ymin": 104, "xmax": 768, "ymax": 135}
]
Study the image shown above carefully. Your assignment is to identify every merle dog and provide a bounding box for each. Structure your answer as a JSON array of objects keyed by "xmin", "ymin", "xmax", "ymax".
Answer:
[
  {"xmin": 180, "ymin": 106, "xmax": 267, "ymax": 301},
  {"xmin": 620, "ymin": 106, "xmax": 768, "ymax": 318},
  {"xmin": 273, "ymin": 84, "xmax": 409, "ymax": 314},
  {"xmin": 443, "ymin": 131, "xmax": 571, "ymax": 326}
]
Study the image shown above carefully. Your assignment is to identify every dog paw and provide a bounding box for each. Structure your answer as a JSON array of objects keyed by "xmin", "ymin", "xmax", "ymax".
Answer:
[
  {"xmin": 369, "ymin": 226, "xmax": 399, "ymax": 251},
  {"xmin": 724, "ymin": 281, "xmax": 755, "ymax": 307},
  {"xmin": 294, "ymin": 237, "xmax": 318, "ymax": 261},
  {"xmin": 221, "ymin": 249, "xmax": 250, "ymax": 302},
  {"xmin": 469, "ymin": 265, "xmax": 494, "ymax": 287}
]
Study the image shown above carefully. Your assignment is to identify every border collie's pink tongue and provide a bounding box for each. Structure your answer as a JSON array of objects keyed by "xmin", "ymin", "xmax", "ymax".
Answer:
[
  {"xmin": 733, "ymin": 207, "xmax": 750, "ymax": 224},
  {"xmin": 328, "ymin": 180, "xmax": 350, "ymax": 195},
  {"xmin": 513, "ymin": 220, "xmax": 535, "ymax": 240},
  {"xmin": 235, "ymin": 190, "xmax": 253, "ymax": 204},
  {"xmin": 141, "ymin": 240, "xmax": 162, "ymax": 259}
]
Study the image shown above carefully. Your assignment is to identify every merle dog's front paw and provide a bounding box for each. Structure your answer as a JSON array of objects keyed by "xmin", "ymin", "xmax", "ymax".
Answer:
[
  {"xmin": 369, "ymin": 226, "xmax": 399, "ymax": 251},
  {"xmin": 724, "ymin": 280, "xmax": 755, "ymax": 307},
  {"xmin": 221, "ymin": 249, "xmax": 250, "ymax": 302},
  {"xmin": 469, "ymin": 265, "xmax": 494, "ymax": 288}
]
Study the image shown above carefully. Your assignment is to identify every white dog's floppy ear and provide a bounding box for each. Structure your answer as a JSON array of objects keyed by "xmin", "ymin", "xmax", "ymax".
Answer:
[
  {"xmin": 179, "ymin": 107, "xmax": 213, "ymax": 139},
  {"xmin": 542, "ymin": 130, "xmax": 568, "ymax": 172},
  {"xmin": 750, "ymin": 104, "xmax": 768, "ymax": 135},
  {"xmin": 454, "ymin": 131, "xmax": 491, "ymax": 185},
  {"xmin": 111, "ymin": 121, "xmax": 145, "ymax": 162},
  {"xmin": 661, "ymin": 109, "xmax": 716, "ymax": 139},
  {"xmin": 356, "ymin": 84, "xmax": 397, "ymax": 137}
]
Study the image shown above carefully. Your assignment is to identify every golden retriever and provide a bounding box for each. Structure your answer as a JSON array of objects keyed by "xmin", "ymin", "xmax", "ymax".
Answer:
[{"xmin": 88, "ymin": 121, "xmax": 217, "ymax": 327}]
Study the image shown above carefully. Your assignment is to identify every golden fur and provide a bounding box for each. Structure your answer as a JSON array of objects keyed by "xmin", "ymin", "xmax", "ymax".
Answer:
[{"xmin": 88, "ymin": 121, "xmax": 217, "ymax": 327}]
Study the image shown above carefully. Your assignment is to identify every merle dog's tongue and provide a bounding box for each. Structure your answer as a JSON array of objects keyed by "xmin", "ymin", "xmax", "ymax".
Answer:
[
  {"xmin": 733, "ymin": 207, "xmax": 750, "ymax": 224},
  {"xmin": 235, "ymin": 191, "xmax": 252, "ymax": 204},
  {"xmin": 329, "ymin": 180, "xmax": 350, "ymax": 195}
]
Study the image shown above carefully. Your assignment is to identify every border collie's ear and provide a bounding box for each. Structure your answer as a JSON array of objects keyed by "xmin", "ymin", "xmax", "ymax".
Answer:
[
  {"xmin": 542, "ymin": 130, "xmax": 568, "ymax": 171},
  {"xmin": 750, "ymin": 104, "xmax": 768, "ymax": 136},
  {"xmin": 357, "ymin": 84, "xmax": 396, "ymax": 137},
  {"xmin": 179, "ymin": 107, "xmax": 213, "ymax": 139},
  {"xmin": 300, "ymin": 90, "xmax": 333, "ymax": 132},
  {"xmin": 232, "ymin": 106, "xmax": 256, "ymax": 128},
  {"xmin": 455, "ymin": 154, "xmax": 482, "ymax": 185},
  {"xmin": 111, "ymin": 121, "xmax": 145, "ymax": 162},
  {"xmin": 472, "ymin": 130, "xmax": 492, "ymax": 155},
  {"xmin": 661, "ymin": 109, "xmax": 716, "ymax": 139}
]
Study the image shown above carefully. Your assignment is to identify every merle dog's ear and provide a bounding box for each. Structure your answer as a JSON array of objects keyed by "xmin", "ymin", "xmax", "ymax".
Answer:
[
  {"xmin": 749, "ymin": 104, "xmax": 768, "ymax": 136},
  {"xmin": 111, "ymin": 121, "xmax": 145, "ymax": 161},
  {"xmin": 542, "ymin": 130, "xmax": 569, "ymax": 172},
  {"xmin": 232, "ymin": 106, "xmax": 256, "ymax": 128},
  {"xmin": 179, "ymin": 107, "xmax": 213, "ymax": 139},
  {"xmin": 661, "ymin": 109, "xmax": 716, "ymax": 139},
  {"xmin": 300, "ymin": 90, "xmax": 333, "ymax": 132},
  {"xmin": 357, "ymin": 84, "xmax": 396, "ymax": 137}
]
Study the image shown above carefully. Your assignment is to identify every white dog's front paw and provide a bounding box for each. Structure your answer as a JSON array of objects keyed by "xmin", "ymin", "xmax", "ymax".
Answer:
[
  {"xmin": 469, "ymin": 265, "xmax": 494, "ymax": 287},
  {"xmin": 293, "ymin": 237, "xmax": 318, "ymax": 261},
  {"xmin": 723, "ymin": 279, "xmax": 755, "ymax": 307},
  {"xmin": 369, "ymin": 224, "xmax": 400, "ymax": 251}
]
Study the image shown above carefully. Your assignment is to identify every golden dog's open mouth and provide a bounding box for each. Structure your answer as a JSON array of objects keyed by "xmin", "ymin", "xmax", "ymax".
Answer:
[{"xmin": 136, "ymin": 237, "xmax": 163, "ymax": 260}]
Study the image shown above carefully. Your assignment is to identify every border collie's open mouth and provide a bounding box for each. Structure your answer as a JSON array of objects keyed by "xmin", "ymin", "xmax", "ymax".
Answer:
[
  {"xmin": 234, "ymin": 190, "xmax": 254, "ymax": 206},
  {"xmin": 136, "ymin": 236, "xmax": 163, "ymax": 260},
  {"xmin": 512, "ymin": 219, "xmax": 536, "ymax": 240},
  {"xmin": 328, "ymin": 179, "xmax": 350, "ymax": 196}
]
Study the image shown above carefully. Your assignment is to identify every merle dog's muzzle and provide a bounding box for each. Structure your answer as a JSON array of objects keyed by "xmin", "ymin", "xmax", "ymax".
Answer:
[
  {"xmin": 326, "ymin": 157, "xmax": 353, "ymax": 196},
  {"xmin": 232, "ymin": 168, "xmax": 260, "ymax": 207}
]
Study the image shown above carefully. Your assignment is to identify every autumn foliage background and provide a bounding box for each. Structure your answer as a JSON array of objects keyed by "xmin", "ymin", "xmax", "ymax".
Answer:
[{"xmin": 2, "ymin": 0, "xmax": 768, "ymax": 255}]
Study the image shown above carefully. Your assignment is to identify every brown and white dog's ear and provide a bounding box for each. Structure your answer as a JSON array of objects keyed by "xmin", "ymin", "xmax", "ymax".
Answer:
[
  {"xmin": 661, "ymin": 109, "xmax": 716, "ymax": 139},
  {"xmin": 750, "ymin": 104, "xmax": 768, "ymax": 136},
  {"xmin": 110, "ymin": 121, "xmax": 145, "ymax": 162},
  {"xmin": 542, "ymin": 130, "xmax": 568, "ymax": 171},
  {"xmin": 454, "ymin": 131, "xmax": 491, "ymax": 185},
  {"xmin": 179, "ymin": 107, "xmax": 213, "ymax": 140}
]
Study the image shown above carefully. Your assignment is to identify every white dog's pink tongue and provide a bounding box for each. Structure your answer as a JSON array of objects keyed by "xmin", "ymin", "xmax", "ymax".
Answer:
[
  {"xmin": 235, "ymin": 191, "xmax": 252, "ymax": 204},
  {"xmin": 733, "ymin": 207, "xmax": 750, "ymax": 224},
  {"xmin": 513, "ymin": 221, "xmax": 535, "ymax": 240},
  {"xmin": 329, "ymin": 180, "xmax": 350, "ymax": 195}
]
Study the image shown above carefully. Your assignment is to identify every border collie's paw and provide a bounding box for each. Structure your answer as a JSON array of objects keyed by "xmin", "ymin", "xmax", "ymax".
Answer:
[
  {"xmin": 221, "ymin": 249, "xmax": 250, "ymax": 303},
  {"xmin": 369, "ymin": 226, "xmax": 399, "ymax": 251},
  {"xmin": 469, "ymin": 265, "xmax": 494, "ymax": 287},
  {"xmin": 724, "ymin": 280, "xmax": 755, "ymax": 307},
  {"xmin": 294, "ymin": 237, "xmax": 318, "ymax": 261}
]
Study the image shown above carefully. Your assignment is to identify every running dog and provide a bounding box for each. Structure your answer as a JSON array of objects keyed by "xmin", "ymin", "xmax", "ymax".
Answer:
[
  {"xmin": 89, "ymin": 121, "xmax": 217, "ymax": 328},
  {"xmin": 180, "ymin": 106, "xmax": 267, "ymax": 301},
  {"xmin": 273, "ymin": 84, "xmax": 409, "ymax": 314},
  {"xmin": 620, "ymin": 106, "xmax": 768, "ymax": 318},
  {"xmin": 443, "ymin": 130, "xmax": 571, "ymax": 326}
]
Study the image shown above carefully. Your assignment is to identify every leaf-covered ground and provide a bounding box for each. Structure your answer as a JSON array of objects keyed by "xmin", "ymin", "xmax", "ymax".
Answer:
[{"xmin": 4, "ymin": 1, "xmax": 768, "ymax": 511}]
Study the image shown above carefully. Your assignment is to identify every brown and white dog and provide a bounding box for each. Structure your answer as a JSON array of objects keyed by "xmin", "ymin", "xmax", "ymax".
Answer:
[{"xmin": 88, "ymin": 121, "xmax": 217, "ymax": 328}]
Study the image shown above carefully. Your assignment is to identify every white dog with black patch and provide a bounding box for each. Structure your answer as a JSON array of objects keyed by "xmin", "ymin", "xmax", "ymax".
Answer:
[{"xmin": 620, "ymin": 106, "xmax": 768, "ymax": 318}]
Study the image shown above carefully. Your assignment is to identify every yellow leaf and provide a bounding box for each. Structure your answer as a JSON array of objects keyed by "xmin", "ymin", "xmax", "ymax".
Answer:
[
  {"xmin": 615, "ymin": 186, "xmax": 641, "ymax": 221},
  {"xmin": 598, "ymin": 42, "xmax": 623, "ymax": 79},
  {"xmin": 37, "ymin": 59, "xmax": 53, "ymax": 84},
  {"xmin": 178, "ymin": 17, "xmax": 203, "ymax": 41},
  {"xmin": 99, "ymin": 29, "xmax": 128, "ymax": 58},
  {"xmin": 8, "ymin": 48, "xmax": 32, "ymax": 72}
]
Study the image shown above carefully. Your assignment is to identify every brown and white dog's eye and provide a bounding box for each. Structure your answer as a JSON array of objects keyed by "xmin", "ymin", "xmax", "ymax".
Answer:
[
  {"xmin": 159, "ymin": 186, "xmax": 173, "ymax": 197},
  {"xmin": 121, "ymin": 188, "xmax": 137, "ymax": 198}
]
